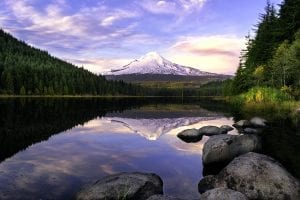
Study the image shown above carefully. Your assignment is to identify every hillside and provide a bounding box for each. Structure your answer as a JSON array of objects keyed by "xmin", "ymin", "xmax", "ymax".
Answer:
[{"xmin": 0, "ymin": 29, "xmax": 141, "ymax": 95}]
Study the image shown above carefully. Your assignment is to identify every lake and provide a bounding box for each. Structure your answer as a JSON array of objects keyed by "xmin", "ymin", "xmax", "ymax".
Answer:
[{"xmin": 0, "ymin": 98, "xmax": 299, "ymax": 199}]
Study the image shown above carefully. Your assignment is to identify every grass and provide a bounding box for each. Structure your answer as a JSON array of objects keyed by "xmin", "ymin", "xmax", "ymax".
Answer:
[{"xmin": 229, "ymin": 87, "xmax": 300, "ymax": 122}]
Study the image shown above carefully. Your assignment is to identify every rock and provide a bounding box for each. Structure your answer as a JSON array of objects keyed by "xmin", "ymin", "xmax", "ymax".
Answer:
[
  {"xmin": 201, "ymin": 188, "xmax": 248, "ymax": 200},
  {"xmin": 146, "ymin": 194, "xmax": 182, "ymax": 200},
  {"xmin": 199, "ymin": 153, "xmax": 300, "ymax": 200},
  {"xmin": 242, "ymin": 128, "xmax": 262, "ymax": 134},
  {"xmin": 233, "ymin": 120, "xmax": 251, "ymax": 128},
  {"xmin": 220, "ymin": 125, "xmax": 234, "ymax": 132},
  {"xmin": 199, "ymin": 126, "xmax": 227, "ymax": 136},
  {"xmin": 250, "ymin": 117, "xmax": 267, "ymax": 127},
  {"xmin": 296, "ymin": 108, "xmax": 300, "ymax": 114},
  {"xmin": 177, "ymin": 129, "xmax": 203, "ymax": 143},
  {"xmin": 202, "ymin": 134, "xmax": 261, "ymax": 165},
  {"xmin": 198, "ymin": 175, "xmax": 217, "ymax": 194},
  {"xmin": 76, "ymin": 172, "xmax": 163, "ymax": 200}
]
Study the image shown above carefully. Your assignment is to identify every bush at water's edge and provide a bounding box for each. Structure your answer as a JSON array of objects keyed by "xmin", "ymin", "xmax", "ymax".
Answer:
[{"xmin": 228, "ymin": 87, "xmax": 300, "ymax": 123}]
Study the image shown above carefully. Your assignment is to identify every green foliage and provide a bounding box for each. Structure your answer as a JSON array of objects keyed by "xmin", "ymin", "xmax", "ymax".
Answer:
[
  {"xmin": 277, "ymin": 0, "xmax": 300, "ymax": 42},
  {"xmin": 269, "ymin": 35, "xmax": 300, "ymax": 96},
  {"xmin": 19, "ymin": 86, "xmax": 26, "ymax": 95},
  {"xmin": 237, "ymin": 87, "xmax": 292, "ymax": 104},
  {"xmin": 196, "ymin": 80, "xmax": 234, "ymax": 97},
  {"xmin": 253, "ymin": 65, "xmax": 265, "ymax": 85},
  {"xmin": 230, "ymin": 87, "xmax": 299, "ymax": 120},
  {"xmin": 232, "ymin": 0, "xmax": 300, "ymax": 99}
]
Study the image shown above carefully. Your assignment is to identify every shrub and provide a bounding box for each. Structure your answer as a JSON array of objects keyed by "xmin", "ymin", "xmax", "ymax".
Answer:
[{"xmin": 238, "ymin": 87, "xmax": 293, "ymax": 103}]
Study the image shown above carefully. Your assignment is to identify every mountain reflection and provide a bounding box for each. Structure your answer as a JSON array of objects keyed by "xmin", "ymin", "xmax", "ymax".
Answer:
[
  {"xmin": 107, "ymin": 117, "xmax": 218, "ymax": 140},
  {"xmin": 0, "ymin": 97, "xmax": 230, "ymax": 162},
  {"xmin": 0, "ymin": 97, "xmax": 235, "ymax": 199}
]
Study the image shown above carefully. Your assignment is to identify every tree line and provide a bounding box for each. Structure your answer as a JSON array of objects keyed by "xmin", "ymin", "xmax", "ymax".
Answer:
[{"xmin": 228, "ymin": 0, "xmax": 300, "ymax": 98}]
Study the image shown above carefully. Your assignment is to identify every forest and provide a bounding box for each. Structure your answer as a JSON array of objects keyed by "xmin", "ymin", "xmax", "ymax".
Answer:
[
  {"xmin": 193, "ymin": 0, "xmax": 300, "ymax": 100},
  {"xmin": 227, "ymin": 0, "xmax": 300, "ymax": 100},
  {"xmin": 0, "ymin": 29, "xmax": 146, "ymax": 96}
]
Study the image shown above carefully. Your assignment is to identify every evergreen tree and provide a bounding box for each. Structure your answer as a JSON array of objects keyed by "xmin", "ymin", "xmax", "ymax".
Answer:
[
  {"xmin": 20, "ymin": 86, "xmax": 26, "ymax": 95},
  {"xmin": 1, "ymin": 69, "xmax": 14, "ymax": 94},
  {"xmin": 277, "ymin": 0, "xmax": 300, "ymax": 42}
]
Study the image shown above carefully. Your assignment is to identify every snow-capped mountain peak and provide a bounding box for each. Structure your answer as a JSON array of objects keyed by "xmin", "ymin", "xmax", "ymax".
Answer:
[
  {"xmin": 105, "ymin": 52, "xmax": 216, "ymax": 76},
  {"xmin": 139, "ymin": 51, "xmax": 164, "ymax": 65}
]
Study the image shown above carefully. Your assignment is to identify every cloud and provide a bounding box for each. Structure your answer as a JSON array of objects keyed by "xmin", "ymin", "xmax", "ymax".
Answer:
[
  {"xmin": 0, "ymin": 0, "xmax": 243, "ymax": 75},
  {"xmin": 165, "ymin": 35, "xmax": 245, "ymax": 75},
  {"xmin": 101, "ymin": 10, "xmax": 139, "ymax": 26},
  {"xmin": 1, "ymin": 0, "xmax": 141, "ymax": 58},
  {"xmin": 66, "ymin": 57, "xmax": 133, "ymax": 74},
  {"xmin": 139, "ymin": 0, "xmax": 178, "ymax": 14},
  {"xmin": 139, "ymin": 0, "xmax": 207, "ymax": 15}
]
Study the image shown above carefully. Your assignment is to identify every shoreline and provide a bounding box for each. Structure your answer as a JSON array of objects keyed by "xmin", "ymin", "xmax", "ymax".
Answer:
[{"xmin": 0, "ymin": 95, "xmax": 224, "ymax": 98}]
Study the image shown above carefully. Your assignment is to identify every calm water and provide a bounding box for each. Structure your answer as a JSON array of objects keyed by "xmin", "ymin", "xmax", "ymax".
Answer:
[{"xmin": 0, "ymin": 98, "xmax": 299, "ymax": 199}]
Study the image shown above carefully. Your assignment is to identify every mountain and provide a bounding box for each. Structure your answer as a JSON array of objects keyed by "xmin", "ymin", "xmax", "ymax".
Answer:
[
  {"xmin": 105, "ymin": 52, "xmax": 231, "ymax": 85},
  {"xmin": 105, "ymin": 51, "xmax": 215, "ymax": 76},
  {"xmin": 0, "ymin": 29, "xmax": 142, "ymax": 95}
]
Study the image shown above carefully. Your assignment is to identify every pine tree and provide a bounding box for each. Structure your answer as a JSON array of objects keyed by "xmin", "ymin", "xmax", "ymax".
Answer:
[
  {"xmin": 277, "ymin": 0, "xmax": 300, "ymax": 42},
  {"xmin": 20, "ymin": 86, "xmax": 26, "ymax": 95},
  {"xmin": 1, "ymin": 70, "xmax": 14, "ymax": 94}
]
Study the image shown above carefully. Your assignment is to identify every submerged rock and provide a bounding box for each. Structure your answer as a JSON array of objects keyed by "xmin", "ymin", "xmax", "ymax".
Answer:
[
  {"xmin": 200, "ymin": 188, "xmax": 248, "ymax": 200},
  {"xmin": 76, "ymin": 172, "xmax": 163, "ymax": 200},
  {"xmin": 220, "ymin": 125, "xmax": 234, "ymax": 132},
  {"xmin": 146, "ymin": 194, "xmax": 183, "ymax": 200},
  {"xmin": 199, "ymin": 152, "xmax": 300, "ymax": 200},
  {"xmin": 177, "ymin": 129, "xmax": 203, "ymax": 143},
  {"xmin": 242, "ymin": 128, "xmax": 262, "ymax": 134},
  {"xmin": 233, "ymin": 120, "xmax": 251, "ymax": 128},
  {"xmin": 202, "ymin": 134, "xmax": 261, "ymax": 165},
  {"xmin": 250, "ymin": 117, "xmax": 267, "ymax": 128},
  {"xmin": 199, "ymin": 126, "xmax": 227, "ymax": 136}
]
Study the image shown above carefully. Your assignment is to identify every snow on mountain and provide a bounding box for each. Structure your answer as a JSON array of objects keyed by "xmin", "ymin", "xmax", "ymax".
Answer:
[
  {"xmin": 104, "ymin": 116, "xmax": 218, "ymax": 140},
  {"xmin": 104, "ymin": 52, "xmax": 216, "ymax": 76}
]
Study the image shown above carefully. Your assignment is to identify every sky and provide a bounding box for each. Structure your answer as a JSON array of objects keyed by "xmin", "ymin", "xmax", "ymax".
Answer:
[{"xmin": 0, "ymin": 0, "xmax": 283, "ymax": 75}]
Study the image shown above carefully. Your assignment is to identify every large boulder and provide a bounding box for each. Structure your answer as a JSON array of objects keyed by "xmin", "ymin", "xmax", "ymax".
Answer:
[
  {"xmin": 202, "ymin": 134, "xmax": 261, "ymax": 165},
  {"xmin": 250, "ymin": 117, "xmax": 267, "ymax": 128},
  {"xmin": 233, "ymin": 120, "xmax": 251, "ymax": 128},
  {"xmin": 201, "ymin": 188, "xmax": 248, "ymax": 200},
  {"xmin": 199, "ymin": 126, "xmax": 227, "ymax": 136},
  {"xmin": 76, "ymin": 172, "xmax": 163, "ymax": 200},
  {"xmin": 199, "ymin": 153, "xmax": 300, "ymax": 200},
  {"xmin": 177, "ymin": 129, "xmax": 203, "ymax": 143}
]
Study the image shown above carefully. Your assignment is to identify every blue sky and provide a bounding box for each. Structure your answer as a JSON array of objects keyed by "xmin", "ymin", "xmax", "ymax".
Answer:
[{"xmin": 0, "ymin": 0, "xmax": 282, "ymax": 74}]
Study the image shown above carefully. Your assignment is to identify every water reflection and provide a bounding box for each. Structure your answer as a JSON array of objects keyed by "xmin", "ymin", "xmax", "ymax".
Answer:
[{"xmin": 0, "ymin": 98, "xmax": 236, "ymax": 199}]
